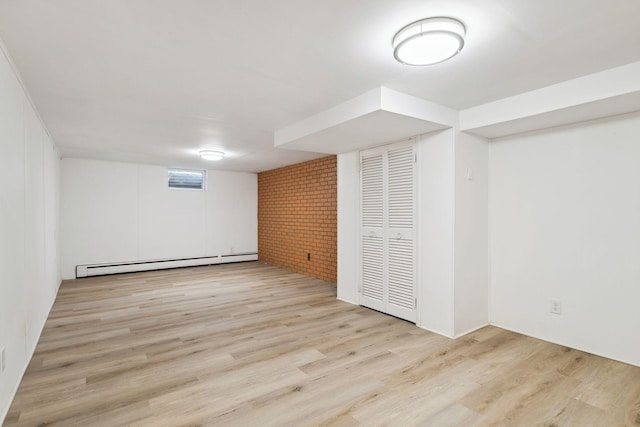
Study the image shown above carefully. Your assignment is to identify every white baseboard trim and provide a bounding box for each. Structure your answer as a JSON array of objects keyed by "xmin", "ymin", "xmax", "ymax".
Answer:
[
  {"xmin": 416, "ymin": 324, "xmax": 455, "ymax": 339},
  {"xmin": 490, "ymin": 322, "xmax": 640, "ymax": 368},
  {"xmin": 76, "ymin": 253, "xmax": 258, "ymax": 278},
  {"xmin": 336, "ymin": 297, "xmax": 358, "ymax": 305},
  {"xmin": 453, "ymin": 323, "xmax": 490, "ymax": 339}
]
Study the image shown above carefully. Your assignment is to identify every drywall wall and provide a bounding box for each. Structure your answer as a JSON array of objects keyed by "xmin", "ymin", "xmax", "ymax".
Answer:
[
  {"xmin": 61, "ymin": 160, "xmax": 139, "ymax": 274},
  {"xmin": 61, "ymin": 159, "xmax": 257, "ymax": 279},
  {"xmin": 138, "ymin": 165, "xmax": 208, "ymax": 260},
  {"xmin": 454, "ymin": 132, "xmax": 489, "ymax": 336},
  {"xmin": 336, "ymin": 151, "xmax": 360, "ymax": 303},
  {"xmin": 0, "ymin": 42, "xmax": 61, "ymax": 422},
  {"xmin": 417, "ymin": 130, "xmax": 456, "ymax": 336},
  {"xmin": 258, "ymin": 156, "xmax": 337, "ymax": 283},
  {"xmin": 489, "ymin": 112, "xmax": 640, "ymax": 366}
]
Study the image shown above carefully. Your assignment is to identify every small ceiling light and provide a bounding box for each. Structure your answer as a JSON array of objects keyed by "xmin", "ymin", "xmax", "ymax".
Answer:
[
  {"xmin": 392, "ymin": 17, "xmax": 465, "ymax": 66},
  {"xmin": 199, "ymin": 150, "xmax": 225, "ymax": 161}
]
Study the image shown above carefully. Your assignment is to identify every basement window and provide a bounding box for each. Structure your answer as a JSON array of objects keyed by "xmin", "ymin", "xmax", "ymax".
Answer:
[{"xmin": 168, "ymin": 169, "xmax": 206, "ymax": 190}]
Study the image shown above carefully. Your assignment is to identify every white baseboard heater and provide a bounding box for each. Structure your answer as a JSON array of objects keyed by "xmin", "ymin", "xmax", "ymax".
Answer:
[{"xmin": 75, "ymin": 252, "xmax": 258, "ymax": 278}]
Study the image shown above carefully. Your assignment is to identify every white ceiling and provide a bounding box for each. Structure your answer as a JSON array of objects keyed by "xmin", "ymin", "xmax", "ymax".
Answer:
[{"xmin": 1, "ymin": 0, "xmax": 640, "ymax": 172}]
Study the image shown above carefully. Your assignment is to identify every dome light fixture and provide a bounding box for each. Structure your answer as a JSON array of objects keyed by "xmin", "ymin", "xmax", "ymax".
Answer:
[
  {"xmin": 199, "ymin": 150, "xmax": 225, "ymax": 161},
  {"xmin": 392, "ymin": 17, "xmax": 465, "ymax": 66}
]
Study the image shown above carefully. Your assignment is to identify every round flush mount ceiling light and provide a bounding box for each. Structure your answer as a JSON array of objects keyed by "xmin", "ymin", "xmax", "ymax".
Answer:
[
  {"xmin": 199, "ymin": 150, "xmax": 225, "ymax": 161},
  {"xmin": 392, "ymin": 17, "xmax": 465, "ymax": 66}
]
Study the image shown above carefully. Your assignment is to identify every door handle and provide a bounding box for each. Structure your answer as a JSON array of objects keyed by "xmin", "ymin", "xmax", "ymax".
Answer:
[{"xmin": 396, "ymin": 233, "xmax": 403, "ymax": 240}]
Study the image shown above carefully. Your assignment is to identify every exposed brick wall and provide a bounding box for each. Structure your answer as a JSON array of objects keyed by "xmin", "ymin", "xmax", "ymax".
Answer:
[{"xmin": 258, "ymin": 156, "xmax": 337, "ymax": 283}]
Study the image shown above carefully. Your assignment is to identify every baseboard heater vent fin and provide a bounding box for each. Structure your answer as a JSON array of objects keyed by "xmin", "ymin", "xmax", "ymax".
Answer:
[{"xmin": 76, "ymin": 253, "xmax": 258, "ymax": 278}]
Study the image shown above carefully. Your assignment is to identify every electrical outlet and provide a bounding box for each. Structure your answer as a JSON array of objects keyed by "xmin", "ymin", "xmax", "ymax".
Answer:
[
  {"xmin": 1, "ymin": 348, "xmax": 5, "ymax": 373},
  {"xmin": 550, "ymin": 299, "xmax": 562, "ymax": 315}
]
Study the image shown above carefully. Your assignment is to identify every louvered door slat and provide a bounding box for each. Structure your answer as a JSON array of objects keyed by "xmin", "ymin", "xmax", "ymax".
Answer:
[
  {"xmin": 362, "ymin": 235, "xmax": 384, "ymax": 303},
  {"xmin": 388, "ymin": 238, "xmax": 414, "ymax": 309},
  {"xmin": 388, "ymin": 146, "xmax": 414, "ymax": 229},
  {"xmin": 361, "ymin": 154, "xmax": 383, "ymax": 228}
]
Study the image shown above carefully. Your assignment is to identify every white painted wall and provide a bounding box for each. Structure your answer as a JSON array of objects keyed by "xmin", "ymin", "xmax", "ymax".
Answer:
[
  {"xmin": 0, "ymin": 43, "xmax": 61, "ymax": 422},
  {"xmin": 336, "ymin": 151, "xmax": 360, "ymax": 304},
  {"xmin": 417, "ymin": 130, "xmax": 456, "ymax": 336},
  {"xmin": 489, "ymin": 112, "xmax": 640, "ymax": 366},
  {"xmin": 454, "ymin": 132, "xmax": 489, "ymax": 336},
  {"xmin": 61, "ymin": 159, "xmax": 257, "ymax": 279},
  {"xmin": 138, "ymin": 165, "xmax": 208, "ymax": 260},
  {"xmin": 61, "ymin": 160, "xmax": 139, "ymax": 273}
]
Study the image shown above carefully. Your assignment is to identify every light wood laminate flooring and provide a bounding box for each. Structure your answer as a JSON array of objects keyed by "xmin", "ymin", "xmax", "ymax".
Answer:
[{"xmin": 4, "ymin": 262, "xmax": 640, "ymax": 426}]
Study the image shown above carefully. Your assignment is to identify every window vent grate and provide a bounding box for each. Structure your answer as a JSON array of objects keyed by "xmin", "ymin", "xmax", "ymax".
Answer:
[{"xmin": 168, "ymin": 169, "xmax": 205, "ymax": 190}]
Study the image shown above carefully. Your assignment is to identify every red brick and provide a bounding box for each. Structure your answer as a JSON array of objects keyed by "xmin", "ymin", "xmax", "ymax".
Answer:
[{"xmin": 258, "ymin": 156, "xmax": 337, "ymax": 284}]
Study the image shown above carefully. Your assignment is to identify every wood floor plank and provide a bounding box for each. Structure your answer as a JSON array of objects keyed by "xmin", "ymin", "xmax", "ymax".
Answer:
[{"xmin": 4, "ymin": 262, "xmax": 640, "ymax": 426}]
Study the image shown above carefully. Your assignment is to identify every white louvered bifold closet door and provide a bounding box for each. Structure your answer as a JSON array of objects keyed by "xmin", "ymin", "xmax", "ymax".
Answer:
[
  {"xmin": 360, "ymin": 151, "xmax": 385, "ymax": 313},
  {"xmin": 386, "ymin": 145, "xmax": 416, "ymax": 322},
  {"xmin": 360, "ymin": 141, "xmax": 416, "ymax": 323}
]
